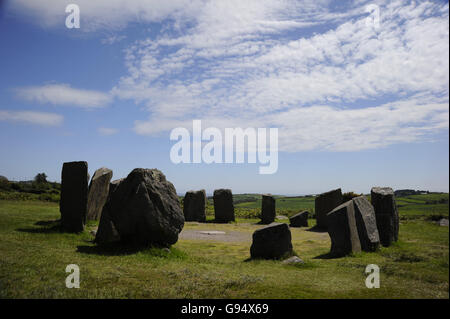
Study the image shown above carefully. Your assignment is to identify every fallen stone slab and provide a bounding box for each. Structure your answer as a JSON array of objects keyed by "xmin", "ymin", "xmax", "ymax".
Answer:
[
  {"xmin": 183, "ymin": 190, "xmax": 206, "ymax": 222},
  {"xmin": 86, "ymin": 167, "xmax": 113, "ymax": 221},
  {"xmin": 352, "ymin": 196, "xmax": 380, "ymax": 252},
  {"xmin": 60, "ymin": 161, "xmax": 89, "ymax": 233},
  {"xmin": 371, "ymin": 187, "xmax": 399, "ymax": 247},
  {"xmin": 250, "ymin": 223, "xmax": 293, "ymax": 259},
  {"xmin": 315, "ymin": 188, "xmax": 343, "ymax": 229},
  {"xmin": 290, "ymin": 211, "xmax": 309, "ymax": 227},
  {"xmin": 213, "ymin": 189, "xmax": 235, "ymax": 223},
  {"xmin": 261, "ymin": 194, "xmax": 276, "ymax": 224},
  {"xmin": 327, "ymin": 200, "xmax": 361, "ymax": 257}
]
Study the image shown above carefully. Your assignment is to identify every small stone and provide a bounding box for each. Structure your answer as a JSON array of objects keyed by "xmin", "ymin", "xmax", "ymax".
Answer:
[
  {"xmin": 290, "ymin": 211, "xmax": 309, "ymax": 227},
  {"xmin": 282, "ymin": 256, "xmax": 304, "ymax": 264}
]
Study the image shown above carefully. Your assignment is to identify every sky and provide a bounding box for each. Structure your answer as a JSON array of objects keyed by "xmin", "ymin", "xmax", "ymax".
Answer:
[{"xmin": 0, "ymin": 0, "xmax": 448, "ymax": 195}]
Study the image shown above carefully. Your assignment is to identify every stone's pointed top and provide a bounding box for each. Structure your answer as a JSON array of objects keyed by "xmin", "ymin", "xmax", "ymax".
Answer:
[
  {"xmin": 92, "ymin": 167, "xmax": 113, "ymax": 179},
  {"xmin": 371, "ymin": 187, "xmax": 394, "ymax": 195}
]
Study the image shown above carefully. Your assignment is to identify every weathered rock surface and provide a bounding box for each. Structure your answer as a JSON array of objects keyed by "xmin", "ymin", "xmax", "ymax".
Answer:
[
  {"xmin": 315, "ymin": 188, "xmax": 343, "ymax": 228},
  {"xmin": 352, "ymin": 196, "xmax": 380, "ymax": 252},
  {"xmin": 250, "ymin": 223, "xmax": 293, "ymax": 259},
  {"xmin": 327, "ymin": 200, "xmax": 361, "ymax": 257},
  {"xmin": 86, "ymin": 167, "xmax": 113, "ymax": 221},
  {"xmin": 290, "ymin": 211, "xmax": 309, "ymax": 227},
  {"xmin": 95, "ymin": 179, "xmax": 123, "ymax": 244},
  {"xmin": 96, "ymin": 169, "xmax": 184, "ymax": 247},
  {"xmin": 261, "ymin": 194, "xmax": 276, "ymax": 224},
  {"xmin": 282, "ymin": 256, "xmax": 304, "ymax": 264},
  {"xmin": 183, "ymin": 190, "xmax": 206, "ymax": 222},
  {"xmin": 213, "ymin": 189, "xmax": 235, "ymax": 223},
  {"xmin": 352, "ymin": 196, "xmax": 380, "ymax": 251},
  {"xmin": 60, "ymin": 161, "xmax": 88, "ymax": 233},
  {"xmin": 371, "ymin": 187, "xmax": 399, "ymax": 247}
]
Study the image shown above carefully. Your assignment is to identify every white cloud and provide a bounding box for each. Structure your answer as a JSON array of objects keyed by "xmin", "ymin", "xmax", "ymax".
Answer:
[
  {"xmin": 16, "ymin": 84, "xmax": 112, "ymax": 109},
  {"xmin": 110, "ymin": 0, "xmax": 448, "ymax": 152},
  {"xmin": 98, "ymin": 127, "xmax": 119, "ymax": 136},
  {"xmin": 0, "ymin": 110, "xmax": 63, "ymax": 126}
]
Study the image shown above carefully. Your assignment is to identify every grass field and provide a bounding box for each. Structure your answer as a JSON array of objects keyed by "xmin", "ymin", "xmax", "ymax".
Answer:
[{"xmin": 0, "ymin": 193, "xmax": 448, "ymax": 299}]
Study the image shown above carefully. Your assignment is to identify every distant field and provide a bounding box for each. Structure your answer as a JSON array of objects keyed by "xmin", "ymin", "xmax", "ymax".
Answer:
[{"xmin": 0, "ymin": 192, "xmax": 448, "ymax": 298}]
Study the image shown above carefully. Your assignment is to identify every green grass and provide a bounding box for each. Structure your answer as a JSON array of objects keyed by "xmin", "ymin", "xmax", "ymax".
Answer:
[{"xmin": 0, "ymin": 195, "xmax": 448, "ymax": 299}]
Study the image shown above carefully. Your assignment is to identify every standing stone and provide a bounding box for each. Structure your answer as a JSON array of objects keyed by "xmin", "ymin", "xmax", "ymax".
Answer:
[
  {"xmin": 327, "ymin": 200, "xmax": 361, "ymax": 257},
  {"xmin": 290, "ymin": 211, "xmax": 309, "ymax": 227},
  {"xmin": 213, "ymin": 189, "xmax": 235, "ymax": 223},
  {"xmin": 352, "ymin": 196, "xmax": 380, "ymax": 252},
  {"xmin": 315, "ymin": 188, "xmax": 343, "ymax": 229},
  {"xmin": 250, "ymin": 223, "xmax": 293, "ymax": 259},
  {"xmin": 86, "ymin": 167, "xmax": 113, "ymax": 221},
  {"xmin": 60, "ymin": 161, "xmax": 88, "ymax": 233},
  {"xmin": 95, "ymin": 179, "xmax": 123, "ymax": 244},
  {"xmin": 371, "ymin": 187, "xmax": 399, "ymax": 247},
  {"xmin": 97, "ymin": 169, "xmax": 184, "ymax": 247},
  {"xmin": 261, "ymin": 194, "xmax": 276, "ymax": 224},
  {"xmin": 183, "ymin": 190, "xmax": 206, "ymax": 222}
]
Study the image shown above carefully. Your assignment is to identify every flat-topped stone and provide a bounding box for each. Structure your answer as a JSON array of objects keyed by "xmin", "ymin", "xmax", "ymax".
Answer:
[{"xmin": 315, "ymin": 188, "xmax": 343, "ymax": 229}]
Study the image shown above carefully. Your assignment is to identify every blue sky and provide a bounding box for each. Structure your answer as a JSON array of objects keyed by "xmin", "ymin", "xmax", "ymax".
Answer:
[{"xmin": 0, "ymin": 0, "xmax": 448, "ymax": 195}]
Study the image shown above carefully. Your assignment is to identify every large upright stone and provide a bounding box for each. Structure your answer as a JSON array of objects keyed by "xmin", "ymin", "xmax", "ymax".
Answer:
[
  {"xmin": 261, "ymin": 194, "xmax": 276, "ymax": 224},
  {"xmin": 352, "ymin": 196, "xmax": 380, "ymax": 252},
  {"xmin": 183, "ymin": 190, "xmax": 206, "ymax": 222},
  {"xmin": 315, "ymin": 188, "xmax": 343, "ymax": 228},
  {"xmin": 371, "ymin": 187, "xmax": 399, "ymax": 247},
  {"xmin": 97, "ymin": 168, "xmax": 184, "ymax": 247},
  {"xmin": 327, "ymin": 200, "xmax": 361, "ymax": 257},
  {"xmin": 250, "ymin": 223, "xmax": 293, "ymax": 259},
  {"xmin": 290, "ymin": 211, "xmax": 309, "ymax": 227},
  {"xmin": 86, "ymin": 167, "xmax": 113, "ymax": 220},
  {"xmin": 95, "ymin": 179, "xmax": 123, "ymax": 244},
  {"xmin": 60, "ymin": 161, "xmax": 88, "ymax": 233},
  {"xmin": 213, "ymin": 189, "xmax": 235, "ymax": 223}
]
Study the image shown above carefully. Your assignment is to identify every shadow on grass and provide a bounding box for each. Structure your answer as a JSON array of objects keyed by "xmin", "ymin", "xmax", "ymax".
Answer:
[
  {"xmin": 313, "ymin": 252, "xmax": 342, "ymax": 259},
  {"xmin": 76, "ymin": 243, "xmax": 149, "ymax": 256},
  {"xmin": 305, "ymin": 225, "xmax": 328, "ymax": 233},
  {"xmin": 16, "ymin": 220, "xmax": 61, "ymax": 234}
]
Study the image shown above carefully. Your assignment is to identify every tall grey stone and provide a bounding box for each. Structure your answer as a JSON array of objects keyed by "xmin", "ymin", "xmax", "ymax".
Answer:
[
  {"xmin": 261, "ymin": 194, "xmax": 276, "ymax": 224},
  {"xmin": 315, "ymin": 188, "xmax": 343, "ymax": 228},
  {"xmin": 183, "ymin": 190, "xmax": 206, "ymax": 222},
  {"xmin": 96, "ymin": 168, "xmax": 184, "ymax": 247},
  {"xmin": 352, "ymin": 196, "xmax": 380, "ymax": 251},
  {"xmin": 327, "ymin": 200, "xmax": 361, "ymax": 257},
  {"xmin": 290, "ymin": 211, "xmax": 309, "ymax": 227},
  {"xmin": 213, "ymin": 189, "xmax": 235, "ymax": 223},
  {"xmin": 95, "ymin": 179, "xmax": 123, "ymax": 244},
  {"xmin": 371, "ymin": 187, "xmax": 399, "ymax": 247},
  {"xmin": 86, "ymin": 167, "xmax": 113, "ymax": 221},
  {"xmin": 60, "ymin": 161, "xmax": 88, "ymax": 233},
  {"xmin": 250, "ymin": 223, "xmax": 293, "ymax": 259}
]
